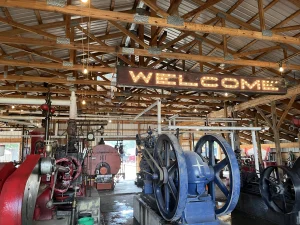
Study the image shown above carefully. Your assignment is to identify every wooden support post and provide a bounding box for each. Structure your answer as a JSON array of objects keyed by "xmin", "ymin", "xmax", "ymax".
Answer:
[
  {"xmin": 254, "ymin": 113, "xmax": 263, "ymax": 167},
  {"xmin": 221, "ymin": 18, "xmax": 228, "ymax": 57},
  {"xmin": 271, "ymin": 101, "xmax": 282, "ymax": 166},
  {"xmin": 224, "ymin": 102, "xmax": 230, "ymax": 143},
  {"xmin": 232, "ymin": 111, "xmax": 241, "ymax": 151},
  {"xmin": 199, "ymin": 42, "xmax": 203, "ymax": 72},
  {"xmin": 136, "ymin": 123, "xmax": 141, "ymax": 173},
  {"xmin": 258, "ymin": 0, "xmax": 266, "ymax": 31},
  {"xmin": 189, "ymin": 133, "xmax": 193, "ymax": 151},
  {"xmin": 276, "ymin": 95, "xmax": 297, "ymax": 129},
  {"xmin": 138, "ymin": 24, "xmax": 144, "ymax": 67}
]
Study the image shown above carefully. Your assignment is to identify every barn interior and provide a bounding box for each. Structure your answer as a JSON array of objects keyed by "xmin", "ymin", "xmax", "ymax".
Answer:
[{"xmin": 0, "ymin": 0, "xmax": 299, "ymax": 225}]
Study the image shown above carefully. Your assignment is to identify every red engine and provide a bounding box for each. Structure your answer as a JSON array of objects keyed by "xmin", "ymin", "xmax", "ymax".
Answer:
[{"xmin": 86, "ymin": 144, "xmax": 121, "ymax": 190}]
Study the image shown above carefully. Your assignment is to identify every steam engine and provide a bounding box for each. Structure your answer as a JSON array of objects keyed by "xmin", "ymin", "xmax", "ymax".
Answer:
[{"xmin": 86, "ymin": 144, "xmax": 121, "ymax": 190}]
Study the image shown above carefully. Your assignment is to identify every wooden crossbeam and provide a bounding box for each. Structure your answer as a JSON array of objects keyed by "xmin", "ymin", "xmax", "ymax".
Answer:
[
  {"xmin": 0, "ymin": 0, "xmax": 299, "ymax": 45},
  {"xmin": 276, "ymin": 95, "xmax": 297, "ymax": 129},
  {"xmin": 234, "ymin": 84, "xmax": 300, "ymax": 111},
  {"xmin": 0, "ymin": 74, "xmax": 111, "ymax": 85},
  {"xmin": 0, "ymin": 86, "xmax": 247, "ymax": 101},
  {"xmin": 255, "ymin": 106, "xmax": 273, "ymax": 128},
  {"xmin": 0, "ymin": 59, "xmax": 115, "ymax": 73},
  {"xmin": 0, "ymin": 16, "xmax": 57, "ymax": 39},
  {"xmin": 1, "ymin": 36, "xmax": 300, "ymax": 70}
]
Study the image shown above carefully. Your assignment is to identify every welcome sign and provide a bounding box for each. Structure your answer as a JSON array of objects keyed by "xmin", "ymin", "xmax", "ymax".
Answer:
[{"xmin": 116, "ymin": 66, "xmax": 287, "ymax": 94}]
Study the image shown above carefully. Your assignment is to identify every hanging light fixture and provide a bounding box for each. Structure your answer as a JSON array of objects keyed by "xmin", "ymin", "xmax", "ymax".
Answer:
[
  {"xmin": 81, "ymin": 0, "xmax": 88, "ymax": 2},
  {"xmin": 82, "ymin": 99, "xmax": 86, "ymax": 105},
  {"xmin": 279, "ymin": 62, "xmax": 284, "ymax": 72},
  {"xmin": 11, "ymin": 105, "xmax": 15, "ymax": 109},
  {"xmin": 224, "ymin": 93, "xmax": 229, "ymax": 97},
  {"xmin": 83, "ymin": 68, "xmax": 88, "ymax": 74}
]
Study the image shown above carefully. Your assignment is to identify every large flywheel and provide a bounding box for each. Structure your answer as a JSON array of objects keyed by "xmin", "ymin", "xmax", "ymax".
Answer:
[
  {"xmin": 153, "ymin": 134, "xmax": 188, "ymax": 221},
  {"xmin": 260, "ymin": 165, "xmax": 300, "ymax": 214},
  {"xmin": 194, "ymin": 134, "xmax": 241, "ymax": 216}
]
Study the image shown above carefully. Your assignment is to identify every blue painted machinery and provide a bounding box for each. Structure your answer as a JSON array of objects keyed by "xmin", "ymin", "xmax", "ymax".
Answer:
[{"xmin": 137, "ymin": 133, "xmax": 241, "ymax": 225}]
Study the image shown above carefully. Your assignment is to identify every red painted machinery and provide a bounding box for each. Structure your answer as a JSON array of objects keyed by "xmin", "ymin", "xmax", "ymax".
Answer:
[{"xmin": 86, "ymin": 144, "xmax": 121, "ymax": 190}]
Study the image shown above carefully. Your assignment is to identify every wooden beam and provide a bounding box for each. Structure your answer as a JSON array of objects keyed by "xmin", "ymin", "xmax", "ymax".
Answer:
[
  {"xmin": 272, "ymin": 25, "xmax": 300, "ymax": 33},
  {"xmin": 255, "ymin": 107, "xmax": 273, "ymax": 128},
  {"xmin": 0, "ymin": 0, "xmax": 299, "ymax": 45},
  {"xmin": 240, "ymin": 142, "xmax": 300, "ymax": 149},
  {"xmin": 257, "ymin": 0, "xmax": 266, "ymax": 31},
  {"xmin": 0, "ymin": 74, "xmax": 110, "ymax": 86},
  {"xmin": 109, "ymin": 21, "xmax": 149, "ymax": 49},
  {"xmin": 0, "ymin": 86, "xmax": 247, "ymax": 101},
  {"xmin": 234, "ymin": 84, "xmax": 300, "ymax": 111},
  {"xmin": 276, "ymin": 95, "xmax": 297, "ymax": 129},
  {"xmin": 182, "ymin": 0, "xmax": 222, "ymax": 20},
  {"xmin": 0, "ymin": 16, "xmax": 57, "ymax": 39},
  {"xmin": 271, "ymin": 101, "xmax": 283, "ymax": 166},
  {"xmin": 1, "ymin": 36, "xmax": 300, "ymax": 70},
  {"xmin": 0, "ymin": 59, "xmax": 115, "ymax": 73}
]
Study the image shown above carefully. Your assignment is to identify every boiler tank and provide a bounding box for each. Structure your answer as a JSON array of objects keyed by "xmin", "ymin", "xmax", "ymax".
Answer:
[{"xmin": 86, "ymin": 144, "xmax": 121, "ymax": 190}]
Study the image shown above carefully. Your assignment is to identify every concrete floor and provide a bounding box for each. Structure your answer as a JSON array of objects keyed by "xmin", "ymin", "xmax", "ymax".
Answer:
[
  {"xmin": 98, "ymin": 180, "xmax": 273, "ymax": 225},
  {"xmin": 99, "ymin": 180, "xmax": 141, "ymax": 225}
]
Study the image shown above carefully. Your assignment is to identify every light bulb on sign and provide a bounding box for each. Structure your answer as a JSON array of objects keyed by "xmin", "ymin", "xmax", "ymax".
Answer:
[
  {"xmin": 108, "ymin": 120, "xmax": 112, "ymax": 123},
  {"xmin": 12, "ymin": 105, "xmax": 15, "ymax": 109},
  {"xmin": 224, "ymin": 93, "xmax": 229, "ymax": 97}
]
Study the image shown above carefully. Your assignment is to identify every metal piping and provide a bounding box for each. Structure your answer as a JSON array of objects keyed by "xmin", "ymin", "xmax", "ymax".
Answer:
[
  {"xmin": 0, "ymin": 98, "xmax": 70, "ymax": 106},
  {"xmin": 168, "ymin": 126, "xmax": 262, "ymax": 131}
]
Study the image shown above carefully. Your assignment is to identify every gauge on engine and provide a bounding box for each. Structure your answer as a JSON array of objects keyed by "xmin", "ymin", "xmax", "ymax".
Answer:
[{"xmin": 87, "ymin": 132, "xmax": 95, "ymax": 141}]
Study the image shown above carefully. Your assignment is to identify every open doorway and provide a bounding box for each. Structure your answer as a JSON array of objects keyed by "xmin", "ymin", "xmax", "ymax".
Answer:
[
  {"xmin": 0, "ymin": 143, "xmax": 20, "ymax": 163},
  {"xmin": 105, "ymin": 140, "xmax": 137, "ymax": 181}
]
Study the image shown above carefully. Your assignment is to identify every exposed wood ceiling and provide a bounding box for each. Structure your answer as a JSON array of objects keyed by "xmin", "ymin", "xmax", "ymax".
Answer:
[{"xmin": 0, "ymin": 0, "xmax": 299, "ymax": 144}]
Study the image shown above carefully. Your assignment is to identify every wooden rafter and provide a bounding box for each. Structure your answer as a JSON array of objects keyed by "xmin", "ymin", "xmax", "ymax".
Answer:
[{"xmin": 0, "ymin": 1, "xmax": 299, "ymax": 45}]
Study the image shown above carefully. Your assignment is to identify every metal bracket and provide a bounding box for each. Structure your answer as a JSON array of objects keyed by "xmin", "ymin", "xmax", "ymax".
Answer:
[
  {"xmin": 57, "ymin": 37, "xmax": 70, "ymax": 45},
  {"xmin": 69, "ymin": 87, "xmax": 77, "ymax": 92},
  {"xmin": 67, "ymin": 76, "xmax": 76, "ymax": 81},
  {"xmin": 46, "ymin": 0, "xmax": 66, "ymax": 7},
  {"xmin": 122, "ymin": 47, "xmax": 135, "ymax": 55},
  {"xmin": 279, "ymin": 43, "xmax": 288, "ymax": 49},
  {"xmin": 134, "ymin": 14, "xmax": 149, "ymax": 23},
  {"xmin": 63, "ymin": 61, "xmax": 74, "ymax": 67},
  {"xmin": 217, "ymin": 12, "xmax": 226, "ymax": 19},
  {"xmin": 148, "ymin": 47, "xmax": 161, "ymax": 55},
  {"xmin": 224, "ymin": 54, "xmax": 234, "ymax": 61},
  {"xmin": 136, "ymin": 7, "xmax": 146, "ymax": 16},
  {"xmin": 167, "ymin": 15, "xmax": 184, "ymax": 26},
  {"xmin": 15, "ymin": 70, "xmax": 23, "ymax": 75},
  {"xmin": 262, "ymin": 30, "xmax": 273, "ymax": 37},
  {"xmin": 195, "ymin": 36, "xmax": 204, "ymax": 42},
  {"xmin": 111, "ymin": 80, "xmax": 117, "ymax": 86},
  {"xmin": 70, "ymin": 20, "xmax": 79, "ymax": 27}
]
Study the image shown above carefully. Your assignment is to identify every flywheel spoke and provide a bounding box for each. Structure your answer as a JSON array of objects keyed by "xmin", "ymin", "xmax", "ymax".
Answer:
[
  {"xmin": 208, "ymin": 140, "xmax": 215, "ymax": 166},
  {"xmin": 215, "ymin": 176, "xmax": 229, "ymax": 197},
  {"xmin": 164, "ymin": 184, "xmax": 170, "ymax": 212},
  {"xmin": 214, "ymin": 158, "xmax": 228, "ymax": 173},
  {"xmin": 168, "ymin": 178, "xmax": 178, "ymax": 200},
  {"xmin": 164, "ymin": 141, "xmax": 170, "ymax": 167}
]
